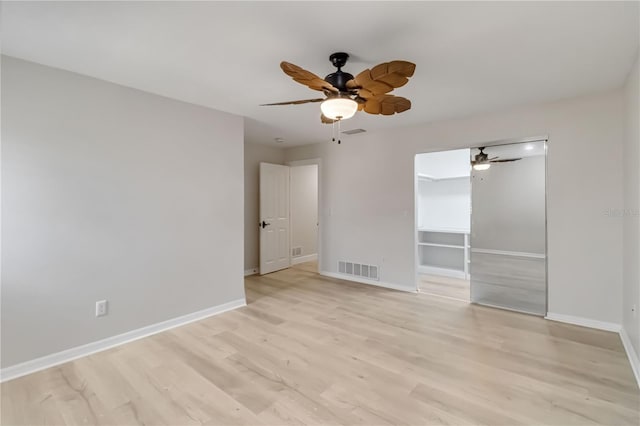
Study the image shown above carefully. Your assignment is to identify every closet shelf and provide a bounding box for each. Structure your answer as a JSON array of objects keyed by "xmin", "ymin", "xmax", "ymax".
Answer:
[
  {"xmin": 417, "ymin": 173, "xmax": 469, "ymax": 182},
  {"xmin": 418, "ymin": 242, "xmax": 465, "ymax": 249},
  {"xmin": 417, "ymin": 229, "xmax": 470, "ymax": 279},
  {"xmin": 417, "ymin": 228, "xmax": 470, "ymax": 234}
]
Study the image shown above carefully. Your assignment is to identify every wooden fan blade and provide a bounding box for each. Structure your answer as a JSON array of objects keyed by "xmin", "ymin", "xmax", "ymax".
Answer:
[
  {"xmin": 280, "ymin": 62, "xmax": 338, "ymax": 93},
  {"xmin": 364, "ymin": 98, "xmax": 381, "ymax": 114},
  {"xmin": 386, "ymin": 60, "xmax": 416, "ymax": 78},
  {"xmin": 370, "ymin": 63, "xmax": 409, "ymax": 88},
  {"xmin": 349, "ymin": 60, "xmax": 416, "ymax": 98},
  {"xmin": 490, "ymin": 158, "xmax": 522, "ymax": 163},
  {"xmin": 321, "ymin": 114, "xmax": 336, "ymax": 124},
  {"xmin": 355, "ymin": 88, "xmax": 374, "ymax": 100},
  {"xmin": 364, "ymin": 95, "xmax": 411, "ymax": 115},
  {"xmin": 355, "ymin": 70, "xmax": 394, "ymax": 96},
  {"xmin": 261, "ymin": 98, "xmax": 325, "ymax": 106}
]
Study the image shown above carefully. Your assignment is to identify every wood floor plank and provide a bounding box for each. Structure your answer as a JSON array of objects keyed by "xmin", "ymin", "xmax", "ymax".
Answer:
[
  {"xmin": 2, "ymin": 261, "xmax": 638, "ymax": 425},
  {"xmin": 420, "ymin": 274, "xmax": 470, "ymax": 301}
]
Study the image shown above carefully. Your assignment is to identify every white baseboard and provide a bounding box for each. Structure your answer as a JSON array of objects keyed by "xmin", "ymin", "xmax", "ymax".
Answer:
[
  {"xmin": 291, "ymin": 253, "xmax": 318, "ymax": 265},
  {"xmin": 0, "ymin": 298, "xmax": 246, "ymax": 383},
  {"xmin": 320, "ymin": 271, "xmax": 417, "ymax": 293},
  {"xmin": 244, "ymin": 268, "xmax": 258, "ymax": 276},
  {"xmin": 620, "ymin": 327, "xmax": 640, "ymax": 388},
  {"xmin": 544, "ymin": 313, "xmax": 621, "ymax": 332}
]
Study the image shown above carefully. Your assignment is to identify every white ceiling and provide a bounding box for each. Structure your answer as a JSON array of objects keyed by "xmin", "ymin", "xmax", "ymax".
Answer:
[{"xmin": 2, "ymin": 1, "xmax": 638, "ymax": 147}]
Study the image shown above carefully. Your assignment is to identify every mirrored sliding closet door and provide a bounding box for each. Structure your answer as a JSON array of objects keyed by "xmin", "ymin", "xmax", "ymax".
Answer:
[{"xmin": 469, "ymin": 140, "xmax": 547, "ymax": 315}]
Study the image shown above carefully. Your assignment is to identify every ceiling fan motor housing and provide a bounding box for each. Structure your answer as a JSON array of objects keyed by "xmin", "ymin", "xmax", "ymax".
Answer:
[
  {"xmin": 475, "ymin": 147, "xmax": 488, "ymax": 162},
  {"xmin": 324, "ymin": 71, "xmax": 354, "ymax": 92},
  {"xmin": 330, "ymin": 52, "xmax": 349, "ymax": 68},
  {"xmin": 325, "ymin": 52, "xmax": 354, "ymax": 92}
]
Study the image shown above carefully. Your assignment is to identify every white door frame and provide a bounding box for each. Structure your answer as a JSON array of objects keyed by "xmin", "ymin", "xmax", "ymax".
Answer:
[
  {"xmin": 413, "ymin": 158, "xmax": 421, "ymax": 292},
  {"xmin": 287, "ymin": 158, "xmax": 322, "ymax": 273}
]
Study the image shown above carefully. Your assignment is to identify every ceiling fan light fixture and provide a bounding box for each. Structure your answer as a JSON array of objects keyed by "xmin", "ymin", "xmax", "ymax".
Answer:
[
  {"xmin": 320, "ymin": 97, "xmax": 358, "ymax": 120},
  {"xmin": 473, "ymin": 163, "xmax": 491, "ymax": 171}
]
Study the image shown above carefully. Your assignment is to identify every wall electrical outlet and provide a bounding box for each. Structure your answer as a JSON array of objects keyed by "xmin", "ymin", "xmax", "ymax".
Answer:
[{"xmin": 95, "ymin": 300, "xmax": 108, "ymax": 317}]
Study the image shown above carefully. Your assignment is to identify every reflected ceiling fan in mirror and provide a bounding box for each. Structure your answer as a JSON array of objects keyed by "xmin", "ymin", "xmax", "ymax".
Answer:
[
  {"xmin": 261, "ymin": 52, "xmax": 416, "ymax": 130},
  {"xmin": 471, "ymin": 147, "xmax": 522, "ymax": 170}
]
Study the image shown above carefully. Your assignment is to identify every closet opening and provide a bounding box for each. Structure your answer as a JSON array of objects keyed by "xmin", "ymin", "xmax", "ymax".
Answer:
[
  {"xmin": 414, "ymin": 149, "xmax": 471, "ymax": 301},
  {"xmin": 414, "ymin": 138, "xmax": 548, "ymax": 315}
]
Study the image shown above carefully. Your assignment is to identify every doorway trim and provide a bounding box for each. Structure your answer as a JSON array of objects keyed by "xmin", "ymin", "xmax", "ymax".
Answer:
[{"xmin": 287, "ymin": 158, "xmax": 322, "ymax": 273}]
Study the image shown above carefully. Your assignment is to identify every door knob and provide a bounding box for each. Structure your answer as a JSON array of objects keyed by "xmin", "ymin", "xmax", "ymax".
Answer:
[{"xmin": 260, "ymin": 221, "xmax": 271, "ymax": 229}]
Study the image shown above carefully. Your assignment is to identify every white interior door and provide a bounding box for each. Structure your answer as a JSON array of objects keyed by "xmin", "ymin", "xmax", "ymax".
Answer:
[{"xmin": 260, "ymin": 163, "xmax": 290, "ymax": 274}]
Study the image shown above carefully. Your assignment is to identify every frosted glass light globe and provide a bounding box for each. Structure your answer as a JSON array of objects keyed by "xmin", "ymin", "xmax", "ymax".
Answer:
[
  {"xmin": 473, "ymin": 163, "xmax": 491, "ymax": 171},
  {"xmin": 320, "ymin": 98, "xmax": 358, "ymax": 120}
]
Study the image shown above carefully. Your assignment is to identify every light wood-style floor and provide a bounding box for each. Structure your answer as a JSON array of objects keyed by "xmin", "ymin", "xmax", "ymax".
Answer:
[
  {"xmin": 419, "ymin": 274, "xmax": 470, "ymax": 301},
  {"xmin": 2, "ymin": 262, "xmax": 638, "ymax": 425}
]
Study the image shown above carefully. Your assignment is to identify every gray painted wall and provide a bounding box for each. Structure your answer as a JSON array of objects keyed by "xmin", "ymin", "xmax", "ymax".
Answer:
[
  {"xmin": 290, "ymin": 164, "xmax": 318, "ymax": 258},
  {"xmin": 285, "ymin": 90, "xmax": 625, "ymax": 326},
  {"xmin": 1, "ymin": 57, "xmax": 245, "ymax": 367}
]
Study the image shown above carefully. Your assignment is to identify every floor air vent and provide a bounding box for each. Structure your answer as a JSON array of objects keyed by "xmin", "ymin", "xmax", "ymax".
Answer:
[{"xmin": 338, "ymin": 261, "xmax": 379, "ymax": 281}]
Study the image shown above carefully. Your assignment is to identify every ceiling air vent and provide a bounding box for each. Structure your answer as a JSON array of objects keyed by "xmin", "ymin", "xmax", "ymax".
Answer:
[{"xmin": 342, "ymin": 128, "xmax": 366, "ymax": 135}]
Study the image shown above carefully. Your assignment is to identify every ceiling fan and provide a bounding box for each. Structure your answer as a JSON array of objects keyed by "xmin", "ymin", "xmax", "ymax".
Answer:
[
  {"xmin": 471, "ymin": 147, "xmax": 522, "ymax": 170},
  {"xmin": 261, "ymin": 52, "xmax": 416, "ymax": 124}
]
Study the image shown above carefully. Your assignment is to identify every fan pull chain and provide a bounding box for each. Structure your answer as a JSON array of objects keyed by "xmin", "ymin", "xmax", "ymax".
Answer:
[
  {"xmin": 329, "ymin": 119, "xmax": 342, "ymax": 145},
  {"xmin": 331, "ymin": 120, "xmax": 335, "ymax": 142}
]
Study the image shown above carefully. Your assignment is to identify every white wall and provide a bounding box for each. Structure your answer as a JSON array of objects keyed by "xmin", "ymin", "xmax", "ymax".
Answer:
[
  {"xmin": 416, "ymin": 149, "xmax": 470, "ymax": 179},
  {"xmin": 285, "ymin": 89, "xmax": 624, "ymax": 325},
  {"xmin": 1, "ymin": 57, "xmax": 245, "ymax": 368},
  {"xmin": 417, "ymin": 179, "xmax": 470, "ymax": 231},
  {"xmin": 416, "ymin": 149, "xmax": 470, "ymax": 231},
  {"xmin": 243, "ymin": 142, "xmax": 285, "ymax": 272},
  {"xmin": 623, "ymin": 52, "xmax": 640, "ymax": 357},
  {"xmin": 290, "ymin": 164, "xmax": 318, "ymax": 258}
]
